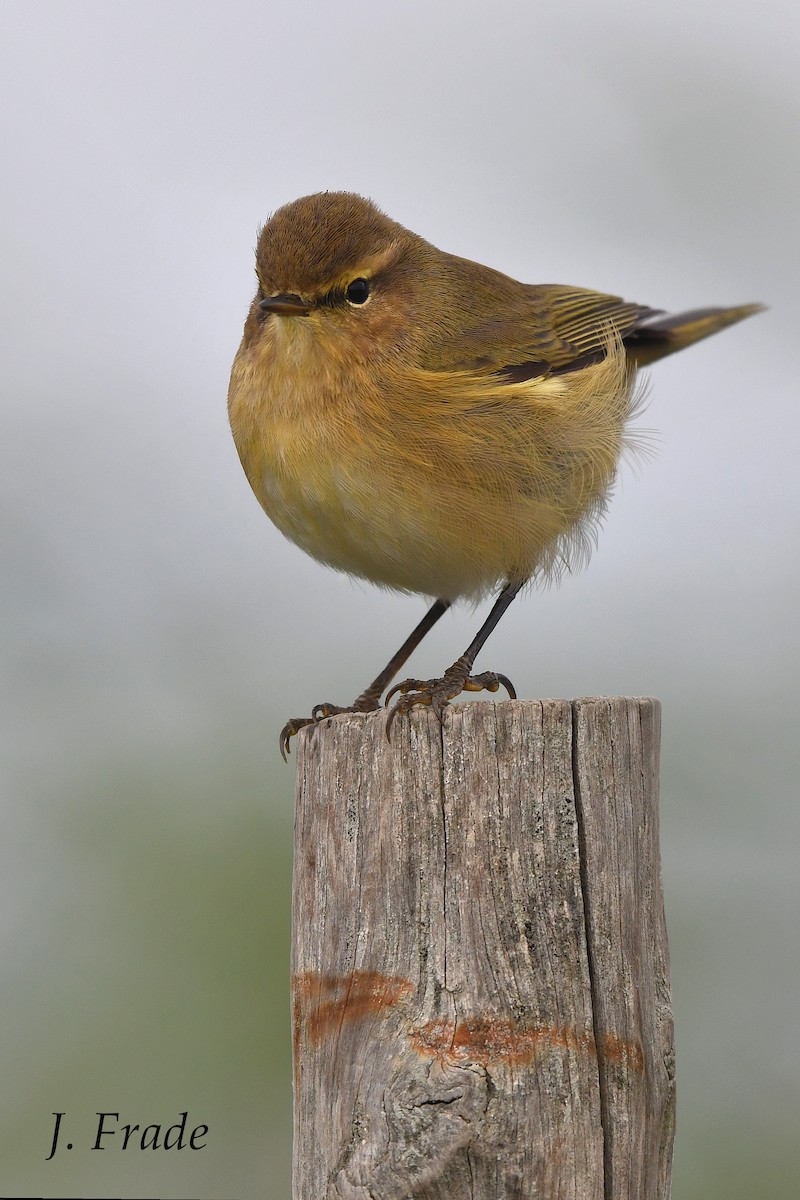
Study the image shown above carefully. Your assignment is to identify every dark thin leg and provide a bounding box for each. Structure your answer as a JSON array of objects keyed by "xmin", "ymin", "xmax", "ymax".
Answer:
[
  {"xmin": 336, "ymin": 598, "xmax": 451, "ymax": 712},
  {"xmin": 279, "ymin": 598, "xmax": 451, "ymax": 759},
  {"xmin": 459, "ymin": 580, "xmax": 523, "ymax": 672},
  {"xmin": 386, "ymin": 580, "xmax": 522, "ymax": 733}
]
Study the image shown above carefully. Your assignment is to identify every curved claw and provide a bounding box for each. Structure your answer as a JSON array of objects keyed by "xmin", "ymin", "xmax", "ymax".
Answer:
[
  {"xmin": 384, "ymin": 702, "xmax": 404, "ymax": 742},
  {"xmin": 280, "ymin": 694, "xmax": 384, "ymax": 761},
  {"xmin": 465, "ymin": 672, "xmax": 516, "ymax": 700},
  {"xmin": 279, "ymin": 716, "xmax": 314, "ymax": 761},
  {"xmin": 384, "ymin": 677, "xmax": 427, "ymax": 707},
  {"xmin": 311, "ymin": 701, "xmax": 346, "ymax": 721},
  {"xmin": 500, "ymin": 674, "xmax": 516, "ymax": 699}
]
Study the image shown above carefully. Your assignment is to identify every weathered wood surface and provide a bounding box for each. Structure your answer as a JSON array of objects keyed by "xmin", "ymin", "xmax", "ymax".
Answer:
[{"xmin": 291, "ymin": 698, "xmax": 674, "ymax": 1199}]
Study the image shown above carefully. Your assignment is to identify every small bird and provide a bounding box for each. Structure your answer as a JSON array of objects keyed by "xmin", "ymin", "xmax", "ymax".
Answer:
[{"xmin": 227, "ymin": 192, "xmax": 762, "ymax": 758}]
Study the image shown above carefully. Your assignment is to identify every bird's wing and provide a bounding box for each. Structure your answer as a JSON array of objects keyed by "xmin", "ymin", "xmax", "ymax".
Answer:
[
  {"xmin": 435, "ymin": 276, "xmax": 762, "ymax": 379},
  {"xmin": 495, "ymin": 286, "xmax": 659, "ymax": 380},
  {"xmin": 432, "ymin": 280, "xmax": 660, "ymax": 379}
]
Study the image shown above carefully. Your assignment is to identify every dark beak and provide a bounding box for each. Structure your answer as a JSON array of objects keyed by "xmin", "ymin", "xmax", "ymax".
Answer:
[{"xmin": 259, "ymin": 293, "xmax": 311, "ymax": 317}]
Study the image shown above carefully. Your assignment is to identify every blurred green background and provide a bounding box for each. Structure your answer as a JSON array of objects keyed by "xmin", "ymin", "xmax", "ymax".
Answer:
[{"xmin": 1, "ymin": 1, "xmax": 797, "ymax": 1197}]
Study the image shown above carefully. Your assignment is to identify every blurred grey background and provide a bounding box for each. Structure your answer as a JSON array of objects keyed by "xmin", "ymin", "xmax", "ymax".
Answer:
[{"xmin": 1, "ymin": 1, "xmax": 797, "ymax": 1196}]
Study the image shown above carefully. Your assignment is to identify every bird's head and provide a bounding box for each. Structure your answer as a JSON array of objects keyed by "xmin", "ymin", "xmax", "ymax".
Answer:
[{"xmin": 243, "ymin": 191, "xmax": 438, "ymax": 367}]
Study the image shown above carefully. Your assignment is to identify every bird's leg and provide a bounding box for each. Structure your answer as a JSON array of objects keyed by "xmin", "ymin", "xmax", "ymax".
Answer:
[
  {"xmin": 279, "ymin": 598, "xmax": 451, "ymax": 759},
  {"xmin": 385, "ymin": 581, "xmax": 522, "ymax": 735}
]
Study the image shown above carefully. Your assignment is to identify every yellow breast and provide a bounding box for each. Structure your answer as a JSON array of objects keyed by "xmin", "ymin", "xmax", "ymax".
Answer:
[{"xmin": 228, "ymin": 319, "xmax": 636, "ymax": 600}]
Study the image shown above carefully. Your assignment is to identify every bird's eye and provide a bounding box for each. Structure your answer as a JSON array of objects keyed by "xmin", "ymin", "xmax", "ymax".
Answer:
[{"xmin": 345, "ymin": 278, "xmax": 370, "ymax": 305}]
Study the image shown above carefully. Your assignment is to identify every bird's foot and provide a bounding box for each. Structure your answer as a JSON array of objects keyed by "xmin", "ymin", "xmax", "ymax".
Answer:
[
  {"xmin": 279, "ymin": 694, "xmax": 381, "ymax": 760},
  {"xmin": 384, "ymin": 656, "xmax": 516, "ymax": 738}
]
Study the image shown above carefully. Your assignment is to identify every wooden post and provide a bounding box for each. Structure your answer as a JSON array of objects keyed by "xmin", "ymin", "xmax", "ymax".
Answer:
[{"xmin": 291, "ymin": 698, "xmax": 675, "ymax": 1199}]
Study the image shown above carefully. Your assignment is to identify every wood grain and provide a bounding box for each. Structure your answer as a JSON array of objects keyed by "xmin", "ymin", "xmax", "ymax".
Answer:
[{"xmin": 291, "ymin": 698, "xmax": 674, "ymax": 1199}]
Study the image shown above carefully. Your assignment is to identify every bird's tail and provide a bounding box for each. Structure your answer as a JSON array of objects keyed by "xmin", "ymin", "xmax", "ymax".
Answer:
[{"xmin": 625, "ymin": 303, "xmax": 764, "ymax": 367}]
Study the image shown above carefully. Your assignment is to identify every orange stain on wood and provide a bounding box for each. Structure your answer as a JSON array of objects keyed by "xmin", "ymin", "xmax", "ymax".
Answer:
[
  {"xmin": 409, "ymin": 1016, "xmax": 591, "ymax": 1064},
  {"xmin": 293, "ymin": 970, "xmax": 413, "ymax": 1047},
  {"xmin": 292, "ymin": 972, "xmax": 644, "ymax": 1074},
  {"xmin": 409, "ymin": 1016, "xmax": 644, "ymax": 1073},
  {"xmin": 598, "ymin": 1030, "xmax": 645, "ymax": 1072}
]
